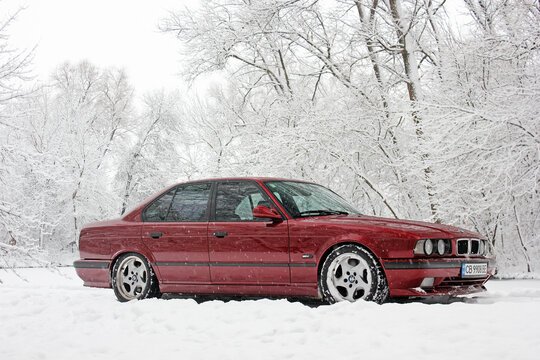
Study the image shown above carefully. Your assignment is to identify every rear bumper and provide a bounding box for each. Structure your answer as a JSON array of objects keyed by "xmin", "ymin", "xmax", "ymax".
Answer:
[
  {"xmin": 73, "ymin": 260, "xmax": 111, "ymax": 288},
  {"xmin": 382, "ymin": 258, "xmax": 495, "ymax": 297}
]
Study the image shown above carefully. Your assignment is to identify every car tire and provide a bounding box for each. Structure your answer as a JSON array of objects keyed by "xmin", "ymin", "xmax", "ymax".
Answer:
[
  {"xmin": 319, "ymin": 244, "xmax": 389, "ymax": 304},
  {"xmin": 112, "ymin": 252, "xmax": 160, "ymax": 302}
]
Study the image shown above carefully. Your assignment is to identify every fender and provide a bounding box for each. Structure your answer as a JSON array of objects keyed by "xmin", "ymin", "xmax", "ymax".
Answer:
[
  {"xmin": 315, "ymin": 232, "xmax": 384, "ymax": 266},
  {"xmin": 314, "ymin": 228, "xmax": 418, "ymax": 266}
]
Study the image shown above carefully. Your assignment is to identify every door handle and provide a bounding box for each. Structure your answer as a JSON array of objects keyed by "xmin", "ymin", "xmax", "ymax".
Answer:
[
  {"xmin": 149, "ymin": 232, "xmax": 162, "ymax": 239},
  {"xmin": 213, "ymin": 231, "xmax": 228, "ymax": 238}
]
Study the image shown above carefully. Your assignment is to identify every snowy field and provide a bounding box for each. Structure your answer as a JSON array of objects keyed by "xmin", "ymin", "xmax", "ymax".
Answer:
[{"xmin": 1, "ymin": 268, "xmax": 539, "ymax": 360}]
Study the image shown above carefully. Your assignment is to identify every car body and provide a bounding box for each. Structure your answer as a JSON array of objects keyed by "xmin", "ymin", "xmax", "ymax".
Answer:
[{"xmin": 74, "ymin": 178, "xmax": 495, "ymax": 302}]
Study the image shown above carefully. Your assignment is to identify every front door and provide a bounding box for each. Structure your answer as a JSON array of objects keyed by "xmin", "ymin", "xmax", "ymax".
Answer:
[
  {"xmin": 207, "ymin": 180, "xmax": 290, "ymax": 284},
  {"xmin": 142, "ymin": 182, "xmax": 212, "ymax": 284}
]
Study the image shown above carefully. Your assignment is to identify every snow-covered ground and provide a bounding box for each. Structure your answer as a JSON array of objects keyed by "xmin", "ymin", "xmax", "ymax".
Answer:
[{"xmin": 1, "ymin": 268, "xmax": 539, "ymax": 360}]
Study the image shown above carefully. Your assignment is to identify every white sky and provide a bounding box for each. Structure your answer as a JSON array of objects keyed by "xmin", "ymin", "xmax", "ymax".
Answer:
[
  {"xmin": 3, "ymin": 0, "xmax": 470, "ymax": 97},
  {"xmin": 4, "ymin": 0, "xmax": 197, "ymax": 95}
]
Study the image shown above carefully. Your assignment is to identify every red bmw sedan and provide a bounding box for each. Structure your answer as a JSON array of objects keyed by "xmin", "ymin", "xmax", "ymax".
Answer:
[{"xmin": 74, "ymin": 178, "xmax": 495, "ymax": 303}]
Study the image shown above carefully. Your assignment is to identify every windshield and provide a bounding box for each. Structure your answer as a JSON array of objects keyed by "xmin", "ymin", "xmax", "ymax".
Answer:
[{"xmin": 264, "ymin": 181, "xmax": 360, "ymax": 218}]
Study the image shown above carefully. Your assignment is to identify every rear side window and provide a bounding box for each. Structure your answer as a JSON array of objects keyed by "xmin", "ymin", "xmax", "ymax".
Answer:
[
  {"xmin": 168, "ymin": 183, "xmax": 212, "ymax": 221},
  {"xmin": 143, "ymin": 188, "xmax": 176, "ymax": 222},
  {"xmin": 143, "ymin": 183, "xmax": 211, "ymax": 222}
]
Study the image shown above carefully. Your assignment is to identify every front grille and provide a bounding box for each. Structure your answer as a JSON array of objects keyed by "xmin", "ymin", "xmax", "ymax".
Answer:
[
  {"xmin": 471, "ymin": 241, "xmax": 479, "ymax": 254},
  {"xmin": 457, "ymin": 240, "xmax": 469, "ymax": 254},
  {"xmin": 457, "ymin": 238, "xmax": 483, "ymax": 255}
]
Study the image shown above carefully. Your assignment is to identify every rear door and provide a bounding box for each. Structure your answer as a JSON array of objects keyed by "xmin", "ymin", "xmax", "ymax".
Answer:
[
  {"xmin": 207, "ymin": 180, "xmax": 290, "ymax": 284},
  {"xmin": 142, "ymin": 182, "xmax": 212, "ymax": 284}
]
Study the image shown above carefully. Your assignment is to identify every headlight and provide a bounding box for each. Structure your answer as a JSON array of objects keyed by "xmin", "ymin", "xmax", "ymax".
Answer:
[
  {"xmin": 424, "ymin": 239, "xmax": 434, "ymax": 256},
  {"xmin": 414, "ymin": 240, "xmax": 425, "ymax": 255},
  {"xmin": 414, "ymin": 239, "xmax": 450, "ymax": 256},
  {"xmin": 479, "ymin": 240, "xmax": 485, "ymax": 256},
  {"xmin": 436, "ymin": 239, "xmax": 446, "ymax": 256},
  {"xmin": 481, "ymin": 240, "xmax": 492, "ymax": 256}
]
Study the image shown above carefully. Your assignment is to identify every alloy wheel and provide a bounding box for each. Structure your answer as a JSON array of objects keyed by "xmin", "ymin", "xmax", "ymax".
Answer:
[
  {"xmin": 115, "ymin": 255, "xmax": 149, "ymax": 300},
  {"xmin": 326, "ymin": 253, "xmax": 373, "ymax": 302}
]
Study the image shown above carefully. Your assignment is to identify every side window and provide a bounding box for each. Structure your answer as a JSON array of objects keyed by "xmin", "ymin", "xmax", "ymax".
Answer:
[
  {"xmin": 215, "ymin": 182, "xmax": 269, "ymax": 221},
  {"xmin": 143, "ymin": 188, "xmax": 176, "ymax": 222},
  {"xmin": 167, "ymin": 183, "xmax": 212, "ymax": 222},
  {"xmin": 143, "ymin": 183, "xmax": 211, "ymax": 222}
]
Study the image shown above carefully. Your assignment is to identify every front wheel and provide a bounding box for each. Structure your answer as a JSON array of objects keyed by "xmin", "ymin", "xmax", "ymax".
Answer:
[
  {"xmin": 319, "ymin": 244, "xmax": 388, "ymax": 304},
  {"xmin": 112, "ymin": 253, "xmax": 159, "ymax": 302}
]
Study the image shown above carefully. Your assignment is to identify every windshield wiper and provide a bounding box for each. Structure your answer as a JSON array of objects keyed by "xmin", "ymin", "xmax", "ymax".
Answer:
[{"xmin": 298, "ymin": 210, "xmax": 349, "ymax": 217}]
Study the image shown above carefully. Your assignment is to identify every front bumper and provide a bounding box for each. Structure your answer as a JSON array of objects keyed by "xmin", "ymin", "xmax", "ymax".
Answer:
[
  {"xmin": 73, "ymin": 260, "xmax": 112, "ymax": 288},
  {"xmin": 382, "ymin": 258, "xmax": 495, "ymax": 297}
]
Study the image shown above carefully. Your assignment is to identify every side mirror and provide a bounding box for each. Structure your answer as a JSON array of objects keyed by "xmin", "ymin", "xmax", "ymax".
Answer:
[{"xmin": 252, "ymin": 206, "xmax": 283, "ymax": 221}]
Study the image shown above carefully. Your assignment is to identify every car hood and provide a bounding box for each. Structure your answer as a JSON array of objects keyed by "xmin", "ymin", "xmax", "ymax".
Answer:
[{"xmin": 300, "ymin": 214, "xmax": 482, "ymax": 239}]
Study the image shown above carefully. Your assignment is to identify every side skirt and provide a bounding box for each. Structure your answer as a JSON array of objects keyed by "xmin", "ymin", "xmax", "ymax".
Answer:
[{"xmin": 158, "ymin": 283, "xmax": 319, "ymax": 298}]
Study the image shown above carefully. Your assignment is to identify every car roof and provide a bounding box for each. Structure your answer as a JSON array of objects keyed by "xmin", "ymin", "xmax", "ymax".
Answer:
[{"xmin": 176, "ymin": 177, "xmax": 311, "ymax": 184}]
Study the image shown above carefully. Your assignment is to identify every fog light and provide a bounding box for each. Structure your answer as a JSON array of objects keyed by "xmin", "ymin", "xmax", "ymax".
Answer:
[
  {"xmin": 424, "ymin": 239, "xmax": 434, "ymax": 256},
  {"xmin": 420, "ymin": 277, "xmax": 434, "ymax": 288}
]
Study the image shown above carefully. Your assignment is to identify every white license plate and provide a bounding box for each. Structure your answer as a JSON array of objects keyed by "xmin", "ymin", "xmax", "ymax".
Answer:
[{"xmin": 461, "ymin": 263, "xmax": 488, "ymax": 278}]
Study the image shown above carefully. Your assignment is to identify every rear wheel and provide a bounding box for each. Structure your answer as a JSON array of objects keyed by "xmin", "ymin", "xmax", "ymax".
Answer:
[
  {"xmin": 112, "ymin": 253, "xmax": 160, "ymax": 302},
  {"xmin": 319, "ymin": 244, "xmax": 388, "ymax": 304}
]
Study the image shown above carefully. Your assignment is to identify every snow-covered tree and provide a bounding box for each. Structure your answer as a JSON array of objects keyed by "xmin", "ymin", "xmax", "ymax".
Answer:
[{"xmin": 163, "ymin": 0, "xmax": 540, "ymax": 274}]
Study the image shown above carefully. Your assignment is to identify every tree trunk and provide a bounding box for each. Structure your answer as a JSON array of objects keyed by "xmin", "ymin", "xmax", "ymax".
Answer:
[{"xmin": 388, "ymin": 0, "xmax": 439, "ymax": 220}]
